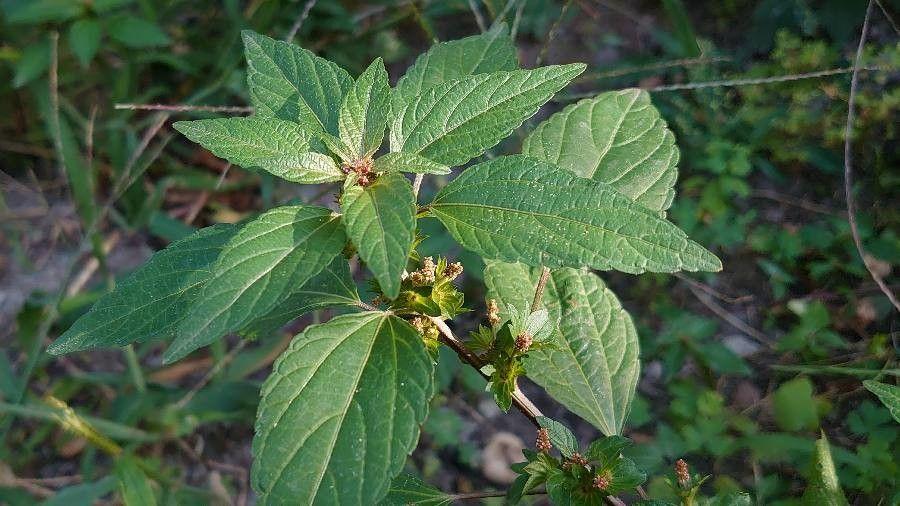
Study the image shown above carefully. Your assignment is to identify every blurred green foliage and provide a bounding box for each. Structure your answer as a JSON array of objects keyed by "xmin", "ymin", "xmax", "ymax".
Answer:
[{"xmin": 1, "ymin": 0, "xmax": 897, "ymax": 504}]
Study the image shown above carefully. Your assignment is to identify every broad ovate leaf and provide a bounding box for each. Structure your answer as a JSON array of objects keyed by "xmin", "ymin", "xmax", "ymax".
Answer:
[
  {"xmin": 165, "ymin": 205, "xmax": 346, "ymax": 364},
  {"xmin": 432, "ymin": 155, "xmax": 721, "ymax": 274},
  {"xmin": 523, "ymin": 89, "xmax": 679, "ymax": 214},
  {"xmin": 48, "ymin": 224, "xmax": 236, "ymax": 355},
  {"xmin": 390, "ymin": 65, "xmax": 585, "ymax": 167},
  {"xmin": 373, "ymin": 152, "xmax": 450, "ymax": 175},
  {"xmin": 393, "ymin": 22, "xmax": 518, "ymax": 105},
  {"xmin": 863, "ymin": 380, "xmax": 900, "ymax": 423},
  {"xmin": 242, "ymin": 30, "xmax": 353, "ymax": 135},
  {"xmin": 253, "ymin": 152, "xmax": 343, "ymax": 184},
  {"xmin": 485, "ymin": 262, "xmax": 640, "ymax": 435},
  {"xmin": 381, "ymin": 474, "xmax": 452, "ymax": 506},
  {"xmin": 536, "ymin": 416, "xmax": 578, "ymax": 458},
  {"xmin": 240, "ymin": 257, "xmax": 360, "ymax": 339},
  {"xmin": 173, "ymin": 117, "xmax": 342, "ymax": 183},
  {"xmin": 341, "ymin": 174, "xmax": 416, "ymax": 299},
  {"xmin": 339, "ymin": 57, "xmax": 390, "ymax": 160},
  {"xmin": 251, "ymin": 312, "xmax": 434, "ymax": 505}
]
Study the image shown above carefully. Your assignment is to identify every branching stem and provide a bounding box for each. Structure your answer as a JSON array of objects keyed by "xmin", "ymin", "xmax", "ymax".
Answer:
[{"xmin": 427, "ymin": 316, "xmax": 544, "ymax": 426}]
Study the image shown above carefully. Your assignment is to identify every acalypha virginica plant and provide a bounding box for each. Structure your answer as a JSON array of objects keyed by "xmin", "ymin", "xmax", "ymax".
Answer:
[{"xmin": 50, "ymin": 24, "xmax": 720, "ymax": 505}]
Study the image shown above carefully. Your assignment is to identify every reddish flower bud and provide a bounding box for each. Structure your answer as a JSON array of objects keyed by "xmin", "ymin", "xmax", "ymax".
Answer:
[{"xmin": 536, "ymin": 428, "xmax": 551, "ymax": 452}]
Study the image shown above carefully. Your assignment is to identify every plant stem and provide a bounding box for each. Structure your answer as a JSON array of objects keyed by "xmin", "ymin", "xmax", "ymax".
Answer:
[
  {"xmin": 427, "ymin": 316, "xmax": 544, "ymax": 426},
  {"xmin": 123, "ymin": 345, "xmax": 146, "ymax": 394},
  {"xmin": 531, "ymin": 266, "xmax": 550, "ymax": 312},
  {"xmin": 450, "ymin": 488, "xmax": 546, "ymax": 500},
  {"xmin": 412, "ymin": 173, "xmax": 424, "ymax": 197},
  {"xmin": 843, "ymin": 0, "xmax": 899, "ymax": 312}
]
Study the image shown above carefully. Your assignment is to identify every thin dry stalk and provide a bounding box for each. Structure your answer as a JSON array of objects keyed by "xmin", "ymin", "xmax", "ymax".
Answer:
[{"xmin": 843, "ymin": 0, "xmax": 900, "ymax": 312}]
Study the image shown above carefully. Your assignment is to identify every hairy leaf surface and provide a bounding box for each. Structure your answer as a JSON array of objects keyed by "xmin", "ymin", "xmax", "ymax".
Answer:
[
  {"xmin": 252, "ymin": 312, "xmax": 434, "ymax": 505},
  {"xmin": 393, "ymin": 23, "xmax": 518, "ymax": 106},
  {"xmin": 373, "ymin": 152, "xmax": 450, "ymax": 175},
  {"xmin": 485, "ymin": 262, "xmax": 640, "ymax": 435},
  {"xmin": 342, "ymin": 173, "xmax": 416, "ymax": 299},
  {"xmin": 432, "ymin": 155, "xmax": 721, "ymax": 273},
  {"xmin": 48, "ymin": 224, "xmax": 236, "ymax": 355},
  {"xmin": 339, "ymin": 57, "xmax": 390, "ymax": 159},
  {"xmin": 173, "ymin": 117, "xmax": 342, "ymax": 183},
  {"xmin": 165, "ymin": 205, "xmax": 346, "ymax": 363},
  {"xmin": 390, "ymin": 65, "xmax": 585, "ymax": 167},
  {"xmin": 523, "ymin": 89, "xmax": 679, "ymax": 214},
  {"xmin": 802, "ymin": 435, "xmax": 849, "ymax": 506},
  {"xmin": 242, "ymin": 30, "xmax": 352, "ymax": 135},
  {"xmin": 240, "ymin": 257, "xmax": 360, "ymax": 339}
]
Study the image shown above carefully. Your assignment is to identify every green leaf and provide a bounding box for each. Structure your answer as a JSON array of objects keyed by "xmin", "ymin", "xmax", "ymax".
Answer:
[
  {"xmin": 585, "ymin": 435, "xmax": 632, "ymax": 464},
  {"xmin": 36, "ymin": 93, "xmax": 96, "ymax": 226},
  {"xmin": 863, "ymin": 380, "xmax": 900, "ymax": 423},
  {"xmin": 3, "ymin": 0, "xmax": 82, "ymax": 24},
  {"xmin": 380, "ymin": 474, "xmax": 452, "ymax": 505},
  {"xmin": 48, "ymin": 224, "xmax": 236, "ymax": 355},
  {"xmin": 107, "ymin": 16, "xmax": 170, "ymax": 48},
  {"xmin": 390, "ymin": 65, "xmax": 585, "ymax": 167},
  {"xmin": 772, "ymin": 377, "xmax": 819, "ymax": 431},
  {"xmin": 393, "ymin": 22, "xmax": 518, "ymax": 106},
  {"xmin": 240, "ymin": 256, "xmax": 360, "ymax": 339},
  {"xmin": 13, "ymin": 37, "xmax": 51, "ymax": 88},
  {"xmin": 39, "ymin": 477, "xmax": 116, "ymax": 506},
  {"xmin": 342, "ymin": 173, "xmax": 416, "ymax": 299},
  {"xmin": 523, "ymin": 89, "xmax": 679, "ymax": 214},
  {"xmin": 801, "ymin": 435, "xmax": 848, "ymax": 506},
  {"xmin": 115, "ymin": 456, "xmax": 157, "ymax": 506},
  {"xmin": 707, "ymin": 492, "xmax": 752, "ymax": 506},
  {"xmin": 165, "ymin": 205, "xmax": 346, "ymax": 364},
  {"xmin": 432, "ymin": 155, "xmax": 721, "ymax": 274},
  {"xmin": 373, "ymin": 152, "xmax": 450, "ymax": 175},
  {"xmin": 339, "ymin": 57, "xmax": 390, "ymax": 160},
  {"xmin": 605, "ymin": 457, "xmax": 646, "ymax": 494},
  {"xmin": 68, "ymin": 19, "xmax": 102, "ymax": 67},
  {"xmin": 242, "ymin": 30, "xmax": 353, "ymax": 135},
  {"xmin": 173, "ymin": 117, "xmax": 343, "ymax": 183},
  {"xmin": 536, "ymin": 416, "xmax": 578, "ymax": 458},
  {"xmin": 486, "ymin": 263, "xmax": 640, "ymax": 435},
  {"xmin": 251, "ymin": 312, "xmax": 434, "ymax": 505}
]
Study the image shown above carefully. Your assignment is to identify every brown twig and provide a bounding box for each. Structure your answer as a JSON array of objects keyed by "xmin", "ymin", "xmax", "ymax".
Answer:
[
  {"xmin": 174, "ymin": 340, "xmax": 247, "ymax": 409},
  {"xmin": 750, "ymin": 188, "xmax": 845, "ymax": 216},
  {"xmin": 531, "ymin": 266, "xmax": 551, "ymax": 312},
  {"xmin": 114, "ymin": 103, "xmax": 253, "ymax": 113},
  {"xmin": 675, "ymin": 273, "xmax": 753, "ymax": 304},
  {"xmin": 843, "ymin": 0, "xmax": 900, "ymax": 313},
  {"xmin": 535, "ymin": 0, "xmax": 572, "ymax": 65},
  {"xmin": 427, "ymin": 316, "xmax": 544, "ymax": 426},
  {"xmin": 874, "ymin": 0, "xmax": 900, "ymax": 35},
  {"xmin": 286, "ymin": 0, "xmax": 318, "ymax": 42},
  {"xmin": 685, "ymin": 285, "xmax": 773, "ymax": 349}
]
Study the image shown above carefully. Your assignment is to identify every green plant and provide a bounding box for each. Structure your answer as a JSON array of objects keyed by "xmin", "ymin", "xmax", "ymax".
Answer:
[{"xmin": 47, "ymin": 26, "xmax": 723, "ymax": 504}]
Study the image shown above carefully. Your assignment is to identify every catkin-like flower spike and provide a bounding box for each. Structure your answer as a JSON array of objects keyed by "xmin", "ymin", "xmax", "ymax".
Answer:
[
  {"xmin": 593, "ymin": 471, "xmax": 611, "ymax": 490},
  {"xmin": 536, "ymin": 427, "xmax": 551, "ymax": 452},
  {"xmin": 442, "ymin": 261, "xmax": 463, "ymax": 280},
  {"xmin": 675, "ymin": 458, "xmax": 690, "ymax": 486},
  {"xmin": 487, "ymin": 298, "xmax": 501, "ymax": 326},
  {"xmin": 515, "ymin": 332, "xmax": 533, "ymax": 353}
]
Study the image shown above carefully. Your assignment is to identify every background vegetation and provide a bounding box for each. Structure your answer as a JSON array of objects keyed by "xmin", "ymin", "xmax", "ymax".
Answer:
[{"xmin": 0, "ymin": 0, "xmax": 897, "ymax": 504}]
